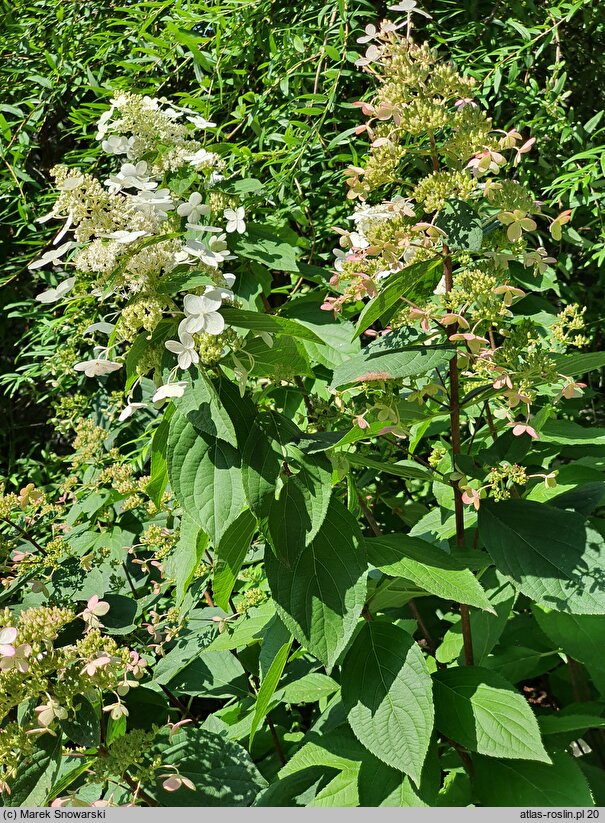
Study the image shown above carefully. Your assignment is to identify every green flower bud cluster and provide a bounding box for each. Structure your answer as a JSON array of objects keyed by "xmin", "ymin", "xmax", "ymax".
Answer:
[
  {"xmin": 412, "ymin": 170, "xmax": 476, "ymax": 214},
  {"xmin": 486, "ymin": 463, "xmax": 528, "ymax": 501},
  {"xmin": 551, "ymin": 303, "xmax": 588, "ymax": 348},
  {"xmin": 89, "ymin": 728, "xmax": 156, "ymax": 783}
]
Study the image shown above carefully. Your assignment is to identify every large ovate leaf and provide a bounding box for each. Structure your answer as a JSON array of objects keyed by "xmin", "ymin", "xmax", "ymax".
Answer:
[
  {"xmin": 148, "ymin": 727, "xmax": 266, "ymax": 806},
  {"xmin": 365, "ymin": 533, "xmax": 494, "ymax": 611},
  {"xmin": 241, "ymin": 411, "xmax": 298, "ymax": 517},
  {"xmin": 540, "ymin": 419, "xmax": 605, "ymax": 445},
  {"xmin": 6, "ymin": 734, "xmax": 63, "ymax": 806},
  {"xmin": 472, "ymin": 751, "xmax": 594, "ymax": 807},
  {"xmin": 229, "ymin": 221, "xmax": 300, "ymax": 272},
  {"xmin": 212, "ymin": 509, "xmax": 257, "ymax": 610},
  {"xmin": 533, "ymin": 605, "xmax": 605, "ymax": 694},
  {"xmin": 478, "ymin": 499, "xmax": 605, "ymax": 614},
  {"xmin": 173, "ymin": 368, "xmax": 237, "ymax": 446},
  {"xmin": 436, "ymin": 569, "xmax": 515, "ymax": 665},
  {"xmin": 266, "ymin": 452, "xmax": 332, "ymax": 563},
  {"xmin": 341, "ymin": 621, "xmax": 434, "ymax": 784},
  {"xmin": 331, "ymin": 346, "xmax": 451, "ymax": 390},
  {"xmin": 167, "ymin": 411, "xmax": 245, "ymax": 544},
  {"xmin": 434, "ymin": 198, "xmax": 483, "ymax": 251},
  {"xmin": 550, "ymin": 350, "xmax": 605, "ymax": 377},
  {"xmin": 433, "ymin": 666, "xmax": 550, "ymax": 763},
  {"xmin": 266, "ymin": 498, "xmax": 367, "ymax": 670}
]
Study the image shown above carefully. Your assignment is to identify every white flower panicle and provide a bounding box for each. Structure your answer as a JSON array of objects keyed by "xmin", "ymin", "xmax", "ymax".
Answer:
[{"xmin": 32, "ymin": 92, "xmax": 252, "ymax": 397}]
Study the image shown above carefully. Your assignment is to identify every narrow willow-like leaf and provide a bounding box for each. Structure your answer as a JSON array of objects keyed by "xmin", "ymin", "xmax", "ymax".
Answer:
[
  {"xmin": 249, "ymin": 638, "xmax": 292, "ymax": 746},
  {"xmin": 341, "ymin": 621, "xmax": 434, "ymax": 784}
]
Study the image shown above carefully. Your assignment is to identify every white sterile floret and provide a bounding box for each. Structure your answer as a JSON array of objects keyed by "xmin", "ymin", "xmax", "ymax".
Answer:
[
  {"xmin": 152, "ymin": 381, "xmax": 188, "ymax": 403},
  {"xmin": 53, "ymin": 212, "xmax": 73, "ymax": 245},
  {"xmin": 28, "ymin": 242, "xmax": 74, "ymax": 270},
  {"xmin": 118, "ymin": 402, "xmax": 146, "ymax": 422},
  {"xmin": 74, "ymin": 359, "xmax": 122, "ymax": 378},
  {"xmin": 181, "ymin": 290, "xmax": 225, "ymax": 335},
  {"xmin": 129, "ymin": 189, "xmax": 174, "ymax": 219},
  {"xmin": 35, "ymin": 277, "xmax": 76, "ymax": 304},
  {"xmin": 98, "ymin": 230, "xmax": 149, "ymax": 244},
  {"xmin": 348, "ymin": 231, "xmax": 369, "ymax": 249},
  {"xmin": 101, "ymin": 135, "xmax": 132, "ymax": 156},
  {"xmin": 165, "ymin": 332, "xmax": 199, "ymax": 370},
  {"xmin": 106, "ymin": 161, "xmax": 158, "ymax": 193},
  {"xmin": 174, "ymin": 239, "xmax": 221, "ymax": 269},
  {"xmin": 56, "ymin": 175, "xmax": 84, "ymax": 192},
  {"xmin": 187, "ymin": 115, "xmax": 217, "ymax": 129},
  {"xmin": 177, "ymin": 192, "xmax": 210, "ymax": 224},
  {"xmin": 223, "ymin": 206, "xmax": 246, "ymax": 234},
  {"xmin": 185, "ymin": 149, "xmax": 221, "ymax": 169}
]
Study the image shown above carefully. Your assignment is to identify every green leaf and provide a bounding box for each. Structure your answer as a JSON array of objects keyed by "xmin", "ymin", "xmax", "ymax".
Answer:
[
  {"xmin": 101, "ymin": 593, "xmax": 138, "ymax": 634},
  {"xmin": 540, "ymin": 419, "xmax": 605, "ymax": 445},
  {"xmin": 167, "ymin": 412, "xmax": 245, "ymax": 544},
  {"xmin": 472, "ymin": 751, "xmax": 594, "ymax": 807},
  {"xmin": 157, "ymin": 649, "xmax": 249, "ymax": 699},
  {"xmin": 435, "ymin": 198, "xmax": 483, "ymax": 251},
  {"xmin": 6, "ymin": 734, "xmax": 62, "ymax": 806},
  {"xmin": 242, "ymin": 411, "xmax": 300, "ymax": 517},
  {"xmin": 341, "ymin": 621, "xmax": 434, "ymax": 784},
  {"xmin": 550, "ymin": 351, "xmax": 605, "ymax": 376},
  {"xmin": 259, "ymin": 614, "xmax": 291, "ymax": 679},
  {"xmin": 173, "ymin": 368, "xmax": 237, "ymax": 446},
  {"xmin": 278, "ymin": 673, "xmax": 340, "ymax": 705},
  {"xmin": 60, "ymin": 696, "xmax": 100, "ymax": 748},
  {"xmin": 436, "ymin": 569, "xmax": 515, "ymax": 665},
  {"xmin": 433, "ymin": 666, "xmax": 550, "ymax": 763},
  {"xmin": 149, "ymin": 727, "xmax": 266, "ymax": 806},
  {"xmin": 266, "ymin": 453, "xmax": 332, "ymax": 563},
  {"xmin": 220, "ymin": 307, "xmax": 325, "ymax": 344},
  {"xmin": 365, "ymin": 534, "xmax": 494, "ymax": 611},
  {"xmin": 266, "ymin": 498, "xmax": 367, "ymax": 670},
  {"xmin": 346, "ymin": 454, "xmax": 433, "ymax": 479},
  {"xmin": 246, "ymin": 335, "xmax": 314, "ymax": 378},
  {"xmin": 146, "ymin": 408, "xmax": 173, "ymax": 507},
  {"xmin": 229, "ymin": 222, "xmax": 300, "ymax": 272},
  {"xmin": 352, "ymin": 258, "xmax": 442, "ymax": 338},
  {"xmin": 206, "ymin": 602, "xmax": 275, "ymax": 652},
  {"xmin": 539, "ymin": 714, "xmax": 605, "ymax": 735},
  {"xmin": 156, "ymin": 268, "xmax": 215, "ymax": 294},
  {"xmin": 213, "ymin": 509, "xmax": 257, "ymax": 610},
  {"xmin": 165, "ymin": 514, "xmax": 208, "ymax": 604},
  {"xmin": 331, "ymin": 347, "xmax": 451, "ymax": 390},
  {"xmin": 533, "ymin": 606, "xmax": 605, "ymax": 694},
  {"xmin": 250, "ymin": 638, "xmax": 292, "ymax": 746},
  {"xmin": 479, "ymin": 499, "xmax": 605, "ymax": 614}
]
